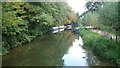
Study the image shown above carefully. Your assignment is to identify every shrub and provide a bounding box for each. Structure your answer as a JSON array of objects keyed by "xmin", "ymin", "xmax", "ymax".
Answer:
[{"xmin": 79, "ymin": 29, "xmax": 119, "ymax": 62}]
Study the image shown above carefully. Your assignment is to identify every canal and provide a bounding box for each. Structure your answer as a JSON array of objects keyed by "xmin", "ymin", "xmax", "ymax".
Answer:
[{"xmin": 2, "ymin": 30, "xmax": 115, "ymax": 67}]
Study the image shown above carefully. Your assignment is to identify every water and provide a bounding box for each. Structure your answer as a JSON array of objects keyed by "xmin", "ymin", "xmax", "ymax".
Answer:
[
  {"xmin": 62, "ymin": 36, "xmax": 87, "ymax": 66},
  {"xmin": 2, "ymin": 30, "xmax": 115, "ymax": 66}
]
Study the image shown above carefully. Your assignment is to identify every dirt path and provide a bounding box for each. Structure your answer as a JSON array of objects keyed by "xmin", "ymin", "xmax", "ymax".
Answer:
[{"xmin": 89, "ymin": 29, "xmax": 120, "ymax": 41}]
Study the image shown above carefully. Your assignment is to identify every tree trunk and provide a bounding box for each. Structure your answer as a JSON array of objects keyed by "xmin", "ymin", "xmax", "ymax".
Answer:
[{"xmin": 116, "ymin": 31, "xmax": 118, "ymax": 42}]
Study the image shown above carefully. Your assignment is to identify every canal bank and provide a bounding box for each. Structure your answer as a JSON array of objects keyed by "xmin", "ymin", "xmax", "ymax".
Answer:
[
  {"xmin": 2, "ymin": 30, "xmax": 115, "ymax": 67},
  {"xmin": 79, "ymin": 28, "xmax": 120, "ymax": 66}
]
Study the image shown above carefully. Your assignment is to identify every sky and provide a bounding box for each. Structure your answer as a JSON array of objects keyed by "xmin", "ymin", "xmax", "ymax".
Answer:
[{"xmin": 67, "ymin": 0, "xmax": 87, "ymax": 15}]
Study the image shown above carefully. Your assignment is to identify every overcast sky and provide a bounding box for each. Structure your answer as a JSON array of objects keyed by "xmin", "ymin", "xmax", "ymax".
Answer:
[{"xmin": 67, "ymin": 0, "xmax": 87, "ymax": 15}]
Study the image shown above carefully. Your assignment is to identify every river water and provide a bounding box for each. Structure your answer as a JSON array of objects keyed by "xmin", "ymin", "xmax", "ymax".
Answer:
[{"xmin": 2, "ymin": 30, "xmax": 115, "ymax": 67}]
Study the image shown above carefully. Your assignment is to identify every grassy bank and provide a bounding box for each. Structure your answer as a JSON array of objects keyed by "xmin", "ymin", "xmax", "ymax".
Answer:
[{"xmin": 79, "ymin": 28, "xmax": 120, "ymax": 65}]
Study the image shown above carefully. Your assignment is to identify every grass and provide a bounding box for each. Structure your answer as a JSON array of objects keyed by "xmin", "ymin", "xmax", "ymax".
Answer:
[{"xmin": 79, "ymin": 28, "xmax": 120, "ymax": 64}]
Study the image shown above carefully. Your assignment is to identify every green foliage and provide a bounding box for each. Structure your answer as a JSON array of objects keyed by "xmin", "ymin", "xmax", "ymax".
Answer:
[
  {"xmin": 78, "ymin": 2, "xmax": 120, "ymax": 64},
  {"xmin": 2, "ymin": 2, "xmax": 76, "ymax": 55},
  {"xmin": 79, "ymin": 2, "xmax": 119, "ymax": 35},
  {"xmin": 98, "ymin": 2, "xmax": 119, "ymax": 30},
  {"xmin": 79, "ymin": 29, "xmax": 119, "ymax": 61},
  {"xmin": 85, "ymin": 2, "xmax": 103, "ymax": 11}
]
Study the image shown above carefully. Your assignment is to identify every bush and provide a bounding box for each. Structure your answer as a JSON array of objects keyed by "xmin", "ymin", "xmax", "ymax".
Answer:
[
  {"xmin": 2, "ymin": 2, "xmax": 76, "ymax": 55},
  {"xmin": 79, "ymin": 29, "xmax": 119, "ymax": 62}
]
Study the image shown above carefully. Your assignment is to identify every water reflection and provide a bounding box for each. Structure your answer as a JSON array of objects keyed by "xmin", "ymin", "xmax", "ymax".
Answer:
[
  {"xmin": 62, "ymin": 36, "xmax": 88, "ymax": 66},
  {"xmin": 2, "ymin": 31, "xmax": 115, "ymax": 66},
  {"xmin": 83, "ymin": 45, "xmax": 115, "ymax": 66},
  {"xmin": 62, "ymin": 35, "xmax": 115, "ymax": 66},
  {"xmin": 52, "ymin": 28, "xmax": 64, "ymax": 33},
  {"xmin": 3, "ymin": 31, "xmax": 76, "ymax": 66}
]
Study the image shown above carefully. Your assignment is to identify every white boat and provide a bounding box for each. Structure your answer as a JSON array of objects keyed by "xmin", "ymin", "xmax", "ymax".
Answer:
[
  {"xmin": 52, "ymin": 27, "xmax": 59, "ymax": 30},
  {"xmin": 67, "ymin": 25, "xmax": 72, "ymax": 29},
  {"xmin": 59, "ymin": 26, "xmax": 65, "ymax": 29}
]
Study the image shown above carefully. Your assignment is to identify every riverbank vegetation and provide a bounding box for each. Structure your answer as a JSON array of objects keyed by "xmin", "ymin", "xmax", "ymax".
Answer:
[
  {"xmin": 79, "ymin": 29, "xmax": 120, "ymax": 62},
  {"xmin": 77, "ymin": 2, "xmax": 120, "ymax": 40},
  {"xmin": 2, "ymin": 1, "xmax": 120, "ymax": 66},
  {"xmin": 2, "ymin": 2, "xmax": 77, "ymax": 55},
  {"xmin": 77, "ymin": 2, "xmax": 120, "ymax": 66}
]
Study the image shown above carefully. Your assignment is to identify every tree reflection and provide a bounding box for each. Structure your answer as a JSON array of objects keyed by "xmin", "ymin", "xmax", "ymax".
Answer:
[{"xmin": 3, "ymin": 31, "xmax": 77, "ymax": 66}]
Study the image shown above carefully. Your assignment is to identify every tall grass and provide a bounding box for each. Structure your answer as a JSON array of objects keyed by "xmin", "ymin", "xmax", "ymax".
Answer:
[{"xmin": 79, "ymin": 29, "xmax": 120, "ymax": 64}]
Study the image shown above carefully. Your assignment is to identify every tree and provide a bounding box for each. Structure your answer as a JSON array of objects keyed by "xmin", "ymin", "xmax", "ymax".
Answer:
[
  {"xmin": 98, "ymin": 2, "xmax": 119, "ymax": 41},
  {"xmin": 85, "ymin": 2, "xmax": 103, "ymax": 11}
]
